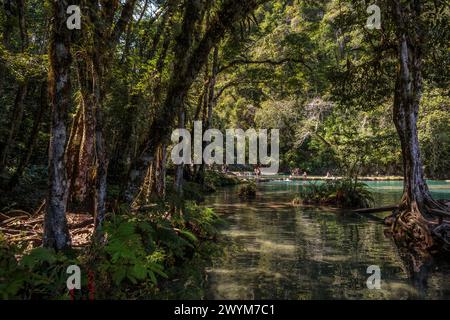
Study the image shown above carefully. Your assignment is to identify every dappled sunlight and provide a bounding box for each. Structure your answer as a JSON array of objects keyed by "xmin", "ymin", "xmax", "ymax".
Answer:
[{"xmin": 256, "ymin": 239, "xmax": 297, "ymax": 254}]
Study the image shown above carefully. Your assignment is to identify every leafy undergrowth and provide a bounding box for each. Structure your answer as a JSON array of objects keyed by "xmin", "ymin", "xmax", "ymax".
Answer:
[
  {"xmin": 0, "ymin": 238, "xmax": 80, "ymax": 299},
  {"xmin": 294, "ymin": 179, "xmax": 374, "ymax": 209},
  {"xmin": 0, "ymin": 201, "xmax": 225, "ymax": 299}
]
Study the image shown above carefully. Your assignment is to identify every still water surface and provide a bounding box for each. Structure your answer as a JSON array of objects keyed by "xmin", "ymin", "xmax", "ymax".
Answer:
[{"xmin": 204, "ymin": 180, "xmax": 450, "ymax": 300}]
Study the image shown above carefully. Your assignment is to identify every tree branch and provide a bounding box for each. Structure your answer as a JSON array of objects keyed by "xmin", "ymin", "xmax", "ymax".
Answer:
[
  {"xmin": 218, "ymin": 57, "xmax": 312, "ymax": 74},
  {"xmin": 111, "ymin": 0, "xmax": 138, "ymax": 45}
]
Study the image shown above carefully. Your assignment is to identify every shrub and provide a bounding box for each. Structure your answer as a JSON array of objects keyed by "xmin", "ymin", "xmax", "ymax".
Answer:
[
  {"xmin": 94, "ymin": 203, "xmax": 223, "ymax": 298},
  {"xmin": 204, "ymin": 171, "xmax": 240, "ymax": 190},
  {"xmin": 238, "ymin": 182, "xmax": 257, "ymax": 199},
  {"xmin": 97, "ymin": 216, "xmax": 167, "ymax": 290},
  {"xmin": 296, "ymin": 179, "xmax": 373, "ymax": 208},
  {"xmin": 180, "ymin": 181, "xmax": 206, "ymax": 202}
]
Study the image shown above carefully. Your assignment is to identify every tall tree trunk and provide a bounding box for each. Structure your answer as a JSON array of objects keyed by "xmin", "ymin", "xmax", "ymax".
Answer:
[
  {"xmin": 174, "ymin": 109, "xmax": 186, "ymax": 194},
  {"xmin": 387, "ymin": 0, "xmax": 449, "ymax": 250},
  {"xmin": 16, "ymin": 0, "xmax": 28, "ymax": 51},
  {"xmin": 2, "ymin": 0, "xmax": 14, "ymax": 48},
  {"xmin": 0, "ymin": 83, "xmax": 27, "ymax": 174},
  {"xmin": 64, "ymin": 0, "xmax": 137, "ymax": 219},
  {"xmin": 196, "ymin": 46, "xmax": 219, "ymax": 184},
  {"xmin": 8, "ymin": 81, "xmax": 48, "ymax": 188},
  {"xmin": 43, "ymin": 0, "xmax": 72, "ymax": 251},
  {"xmin": 73, "ymin": 91, "xmax": 96, "ymax": 205},
  {"xmin": 112, "ymin": 93, "xmax": 138, "ymax": 184},
  {"xmin": 65, "ymin": 106, "xmax": 83, "ymax": 200},
  {"xmin": 65, "ymin": 57, "xmax": 96, "ymax": 207},
  {"xmin": 194, "ymin": 64, "xmax": 211, "ymax": 184},
  {"xmin": 94, "ymin": 106, "xmax": 108, "ymax": 233},
  {"xmin": 154, "ymin": 143, "xmax": 167, "ymax": 198},
  {"xmin": 393, "ymin": 36, "xmax": 432, "ymax": 212},
  {"xmin": 206, "ymin": 46, "xmax": 219, "ymax": 129}
]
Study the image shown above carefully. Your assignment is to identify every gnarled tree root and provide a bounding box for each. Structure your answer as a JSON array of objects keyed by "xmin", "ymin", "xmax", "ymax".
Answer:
[{"xmin": 385, "ymin": 201, "xmax": 450, "ymax": 253}]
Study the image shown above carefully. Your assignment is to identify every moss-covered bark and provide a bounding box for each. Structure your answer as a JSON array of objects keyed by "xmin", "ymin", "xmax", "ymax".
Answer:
[{"xmin": 44, "ymin": 0, "xmax": 72, "ymax": 251}]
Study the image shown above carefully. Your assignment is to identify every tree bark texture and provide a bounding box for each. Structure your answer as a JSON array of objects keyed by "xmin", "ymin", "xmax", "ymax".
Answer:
[
  {"xmin": 387, "ymin": 0, "xmax": 450, "ymax": 251},
  {"xmin": 43, "ymin": 0, "xmax": 72, "ymax": 251}
]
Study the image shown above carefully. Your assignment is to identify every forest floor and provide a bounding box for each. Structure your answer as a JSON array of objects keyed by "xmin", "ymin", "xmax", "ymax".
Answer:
[{"xmin": 0, "ymin": 206, "xmax": 93, "ymax": 251}]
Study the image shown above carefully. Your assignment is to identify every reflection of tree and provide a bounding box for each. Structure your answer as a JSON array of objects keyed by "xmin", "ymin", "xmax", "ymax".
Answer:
[{"xmin": 392, "ymin": 240, "xmax": 435, "ymax": 299}]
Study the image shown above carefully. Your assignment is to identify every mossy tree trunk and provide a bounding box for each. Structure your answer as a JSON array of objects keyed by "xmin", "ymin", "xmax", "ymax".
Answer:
[
  {"xmin": 64, "ymin": 0, "xmax": 136, "ymax": 234},
  {"xmin": 174, "ymin": 109, "xmax": 186, "ymax": 194},
  {"xmin": 44, "ymin": 0, "xmax": 72, "ymax": 251}
]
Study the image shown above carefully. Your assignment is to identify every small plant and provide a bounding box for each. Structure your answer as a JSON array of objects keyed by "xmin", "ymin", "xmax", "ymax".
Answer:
[
  {"xmin": 183, "ymin": 201, "xmax": 224, "ymax": 239},
  {"xmin": 93, "ymin": 202, "xmax": 223, "ymax": 298}
]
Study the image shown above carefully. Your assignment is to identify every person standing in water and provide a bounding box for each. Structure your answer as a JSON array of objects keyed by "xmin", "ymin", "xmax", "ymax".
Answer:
[{"xmin": 254, "ymin": 166, "xmax": 261, "ymax": 180}]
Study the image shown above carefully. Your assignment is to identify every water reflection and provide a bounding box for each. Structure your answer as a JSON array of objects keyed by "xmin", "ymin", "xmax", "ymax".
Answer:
[
  {"xmin": 204, "ymin": 181, "xmax": 450, "ymax": 300},
  {"xmin": 393, "ymin": 239, "xmax": 450, "ymax": 299}
]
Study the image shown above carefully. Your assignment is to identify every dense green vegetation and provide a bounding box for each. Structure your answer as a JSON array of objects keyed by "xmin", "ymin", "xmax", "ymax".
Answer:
[
  {"xmin": 224, "ymin": 2, "xmax": 449, "ymax": 179},
  {"xmin": 295, "ymin": 179, "xmax": 374, "ymax": 208},
  {"xmin": 0, "ymin": 200, "xmax": 224, "ymax": 299},
  {"xmin": 0, "ymin": 0, "xmax": 449, "ymax": 299},
  {"xmin": 1, "ymin": 2, "xmax": 448, "ymax": 202}
]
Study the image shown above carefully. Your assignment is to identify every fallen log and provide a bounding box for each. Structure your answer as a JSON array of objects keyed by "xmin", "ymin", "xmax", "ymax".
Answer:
[
  {"xmin": 69, "ymin": 219, "xmax": 94, "ymax": 230},
  {"xmin": 352, "ymin": 205, "xmax": 398, "ymax": 214},
  {"xmin": 0, "ymin": 215, "xmax": 30, "ymax": 226},
  {"xmin": 0, "ymin": 227, "xmax": 35, "ymax": 234},
  {"xmin": 8, "ymin": 235, "xmax": 41, "ymax": 243},
  {"xmin": 353, "ymin": 213, "xmax": 385, "ymax": 223}
]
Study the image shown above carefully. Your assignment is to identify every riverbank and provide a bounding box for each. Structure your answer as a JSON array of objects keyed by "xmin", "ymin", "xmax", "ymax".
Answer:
[{"xmin": 229, "ymin": 173, "xmax": 405, "ymax": 182}]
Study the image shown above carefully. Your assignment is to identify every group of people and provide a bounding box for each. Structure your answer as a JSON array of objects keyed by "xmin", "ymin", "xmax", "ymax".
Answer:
[
  {"xmin": 291, "ymin": 168, "xmax": 308, "ymax": 179},
  {"xmin": 222, "ymin": 165, "xmax": 334, "ymax": 180}
]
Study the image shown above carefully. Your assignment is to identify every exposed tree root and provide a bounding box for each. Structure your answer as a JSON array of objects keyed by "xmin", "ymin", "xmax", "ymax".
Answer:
[{"xmin": 385, "ymin": 199, "xmax": 450, "ymax": 253}]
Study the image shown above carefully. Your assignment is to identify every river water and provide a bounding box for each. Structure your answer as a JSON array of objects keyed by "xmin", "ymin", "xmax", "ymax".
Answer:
[{"xmin": 204, "ymin": 180, "xmax": 450, "ymax": 300}]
